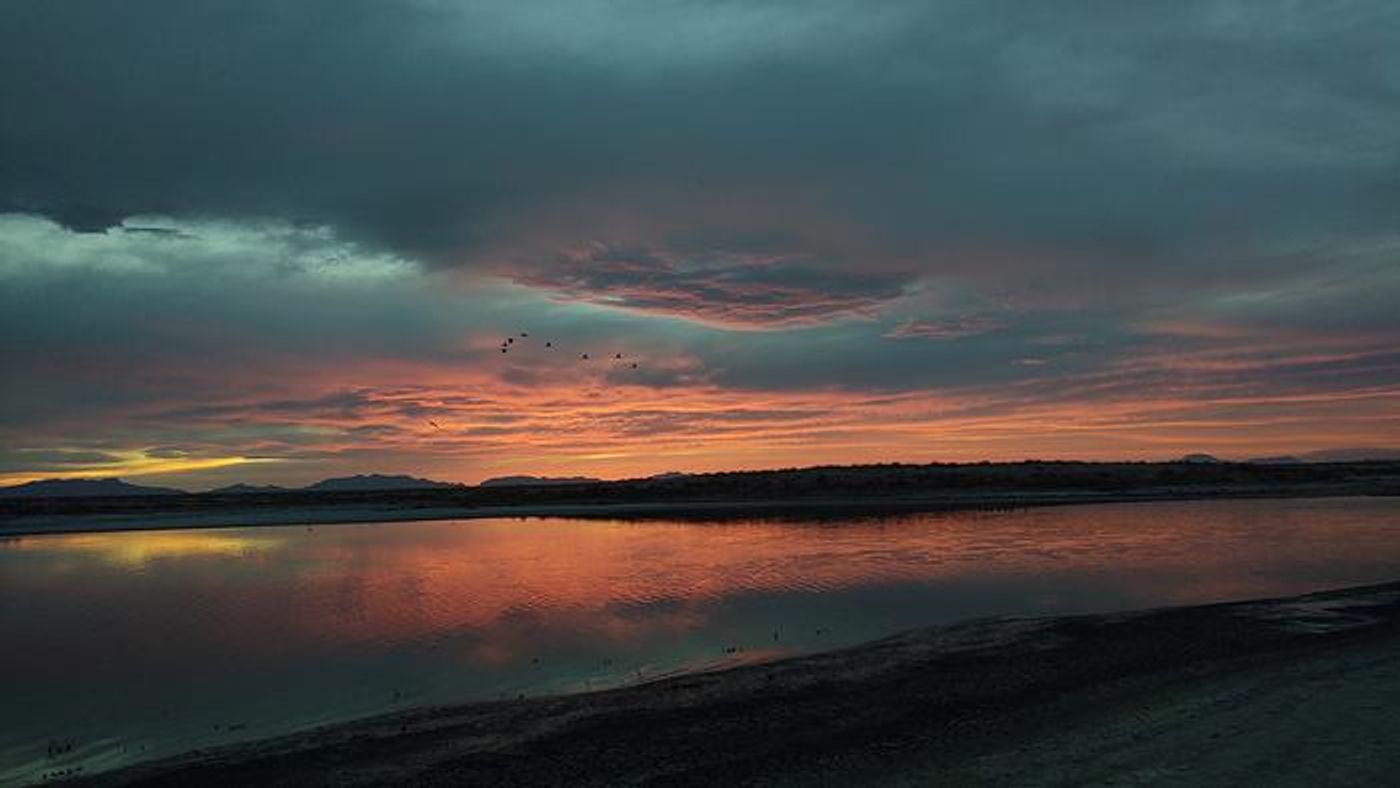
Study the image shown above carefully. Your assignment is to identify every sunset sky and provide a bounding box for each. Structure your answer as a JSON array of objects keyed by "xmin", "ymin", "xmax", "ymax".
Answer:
[{"xmin": 3, "ymin": 1, "xmax": 1399, "ymax": 489}]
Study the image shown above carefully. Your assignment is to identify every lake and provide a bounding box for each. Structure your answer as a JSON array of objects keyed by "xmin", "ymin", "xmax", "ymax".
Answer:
[{"xmin": 3, "ymin": 496, "xmax": 1399, "ymax": 784}]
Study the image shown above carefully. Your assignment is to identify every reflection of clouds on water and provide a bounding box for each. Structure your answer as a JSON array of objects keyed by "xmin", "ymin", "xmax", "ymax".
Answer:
[
  {"xmin": 4, "ymin": 498, "xmax": 1400, "ymax": 784},
  {"xmin": 14, "ymin": 530, "xmax": 282, "ymax": 568}
]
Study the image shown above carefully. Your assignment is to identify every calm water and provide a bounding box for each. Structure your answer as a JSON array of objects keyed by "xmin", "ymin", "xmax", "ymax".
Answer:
[{"xmin": 3, "ymin": 496, "xmax": 1400, "ymax": 784}]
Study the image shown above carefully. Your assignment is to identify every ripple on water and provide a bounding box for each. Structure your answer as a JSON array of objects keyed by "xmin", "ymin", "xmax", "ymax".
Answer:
[{"xmin": 3, "ymin": 497, "xmax": 1400, "ymax": 783}]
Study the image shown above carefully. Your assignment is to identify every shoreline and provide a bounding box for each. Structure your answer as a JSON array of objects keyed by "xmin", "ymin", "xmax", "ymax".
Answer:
[
  {"xmin": 74, "ymin": 579, "xmax": 1400, "ymax": 786},
  {"xmin": 7, "ymin": 458, "xmax": 1400, "ymax": 538},
  {"xmin": 6, "ymin": 484, "xmax": 1399, "ymax": 538}
]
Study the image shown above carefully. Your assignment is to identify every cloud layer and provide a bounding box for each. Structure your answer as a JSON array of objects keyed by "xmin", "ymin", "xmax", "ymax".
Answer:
[{"xmin": 2, "ymin": 1, "xmax": 1399, "ymax": 485}]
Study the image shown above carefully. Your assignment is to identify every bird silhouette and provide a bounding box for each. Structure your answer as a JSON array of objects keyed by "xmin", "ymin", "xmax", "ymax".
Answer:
[
  {"xmin": 493, "ymin": 330, "xmax": 648, "ymax": 371},
  {"xmin": 428, "ymin": 420, "xmax": 443, "ymax": 431}
]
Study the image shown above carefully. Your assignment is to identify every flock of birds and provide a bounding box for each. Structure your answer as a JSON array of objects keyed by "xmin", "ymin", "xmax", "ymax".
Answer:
[
  {"xmin": 424, "ymin": 331, "xmax": 643, "ymax": 433},
  {"xmin": 497, "ymin": 331, "xmax": 640, "ymax": 370}
]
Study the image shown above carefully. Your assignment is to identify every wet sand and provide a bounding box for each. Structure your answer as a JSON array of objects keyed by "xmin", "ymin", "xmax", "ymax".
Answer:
[{"xmin": 68, "ymin": 580, "xmax": 1400, "ymax": 786}]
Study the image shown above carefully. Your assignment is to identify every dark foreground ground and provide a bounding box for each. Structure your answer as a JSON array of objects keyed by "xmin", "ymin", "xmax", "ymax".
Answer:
[
  {"xmin": 7, "ymin": 459, "xmax": 1400, "ymax": 535},
  {"xmin": 69, "ymin": 581, "xmax": 1400, "ymax": 787}
]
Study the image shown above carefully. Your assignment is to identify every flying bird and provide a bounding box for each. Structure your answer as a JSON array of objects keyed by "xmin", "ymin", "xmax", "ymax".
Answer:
[
  {"xmin": 428, "ymin": 420, "xmax": 443, "ymax": 431},
  {"xmin": 581, "ymin": 353, "xmax": 589, "ymax": 360}
]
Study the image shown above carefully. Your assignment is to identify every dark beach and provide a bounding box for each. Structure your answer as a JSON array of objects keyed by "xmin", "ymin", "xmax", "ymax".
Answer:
[{"xmin": 65, "ymin": 580, "xmax": 1400, "ymax": 787}]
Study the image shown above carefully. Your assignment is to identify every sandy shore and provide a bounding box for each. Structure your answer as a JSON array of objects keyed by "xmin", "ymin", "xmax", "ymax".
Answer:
[{"xmin": 68, "ymin": 580, "xmax": 1400, "ymax": 787}]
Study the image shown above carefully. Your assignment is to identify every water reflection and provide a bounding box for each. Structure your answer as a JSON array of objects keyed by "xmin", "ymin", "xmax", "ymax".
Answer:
[
  {"xmin": 2, "ymin": 497, "xmax": 1398, "ymax": 784},
  {"xmin": 10, "ymin": 531, "xmax": 283, "ymax": 569}
]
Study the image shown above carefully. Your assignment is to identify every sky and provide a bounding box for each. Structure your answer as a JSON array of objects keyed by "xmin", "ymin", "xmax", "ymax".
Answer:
[{"xmin": 2, "ymin": 0, "xmax": 1399, "ymax": 489}]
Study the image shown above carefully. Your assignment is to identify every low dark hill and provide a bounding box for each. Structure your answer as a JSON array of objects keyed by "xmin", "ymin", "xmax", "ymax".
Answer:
[
  {"xmin": 480, "ymin": 475, "xmax": 602, "ymax": 487},
  {"xmin": 1299, "ymin": 448, "xmax": 1400, "ymax": 462},
  {"xmin": 303, "ymin": 474, "xmax": 459, "ymax": 492},
  {"xmin": 0, "ymin": 478, "xmax": 184, "ymax": 498},
  {"xmin": 208, "ymin": 483, "xmax": 289, "ymax": 494}
]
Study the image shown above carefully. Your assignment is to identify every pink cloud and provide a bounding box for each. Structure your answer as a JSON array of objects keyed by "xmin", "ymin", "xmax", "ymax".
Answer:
[
  {"xmin": 883, "ymin": 316, "xmax": 1008, "ymax": 340},
  {"xmin": 506, "ymin": 242, "xmax": 911, "ymax": 328}
]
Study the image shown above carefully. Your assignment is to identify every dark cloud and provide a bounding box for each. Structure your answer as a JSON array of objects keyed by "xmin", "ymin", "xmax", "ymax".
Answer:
[
  {"xmin": 3, "ymin": 0, "xmax": 1398, "ymax": 300},
  {"xmin": 0, "ymin": 449, "xmax": 123, "ymax": 473},
  {"xmin": 3, "ymin": 1, "xmax": 1400, "ymax": 483},
  {"xmin": 511, "ymin": 242, "xmax": 911, "ymax": 327},
  {"xmin": 884, "ymin": 316, "xmax": 1008, "ymax": 341}
]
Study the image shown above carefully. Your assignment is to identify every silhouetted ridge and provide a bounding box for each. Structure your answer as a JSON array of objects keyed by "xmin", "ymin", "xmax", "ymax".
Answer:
[
  {"xmin": 303, "ymin": 474, "xmax": 459, "ymax": 492},
  {"xmin": 209, "ymin": 483, "xmax": 289, "ymax": 494},
  {"xmin": 0, "ymin": 478, "xmax": 186, "ymax": 498},
  {"xmin": 479, "ymin": 475, "xmax": 602, "ymax": 487}
]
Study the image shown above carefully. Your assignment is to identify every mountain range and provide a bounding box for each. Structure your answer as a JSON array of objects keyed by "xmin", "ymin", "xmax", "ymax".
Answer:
[
  {"xmin": 4, "ymin": 450, "xmax": 1398, "ymax": 499},
  {"xmin": 0, "ymin": 478, "xmax": 186, "ymax": 498},
  {"xmin": 0, "ymin": 473, "xmax": 460, "ymax": 498},
  {"xmin": 301, "ymin": 474, "xmax": 460, "ymax": 492},
  {"xmin": 1247, "ymin": 448, "xmax": 1400, "ymax": 464}
]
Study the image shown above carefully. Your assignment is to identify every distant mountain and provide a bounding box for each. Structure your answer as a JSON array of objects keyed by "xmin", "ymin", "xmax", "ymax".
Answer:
[
  {"xmin": 1295, "ymin": 448, "xmax": 1400, "ymax": 463},
  {"xmin": 303, "ymin": 473, "xmax": 459, "ymax": 492},
  {"xmin": 479, "ymin": 475, "xmax": 602, "ymax": 487},
  {"xmin": 0, "ymin": 478, "xmax": 186, "ymax": 498},
  {"xmin": 209, "ymin": 483, "xmax": 289, "ymax": 494},
  {"xmin": 648, "ymin": 471, "xmax": 689, "ymax": 481},
  {"xmin": 1246, "ymin": 448, "xmax": 1400, "ymax": 464},
  {"xmin": 1177, "ymin": 453, "xmax": 1225, "ymax": 464}
]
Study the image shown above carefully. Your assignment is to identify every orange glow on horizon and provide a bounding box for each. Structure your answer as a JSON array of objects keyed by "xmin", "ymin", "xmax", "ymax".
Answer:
[
  {"xmin": 0, "ymin": 452, "xmax": 285, "ymax": 487},
  {"xmin": 7, "ymin": 325, "xmax": 1398, "ymax": 487}
]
